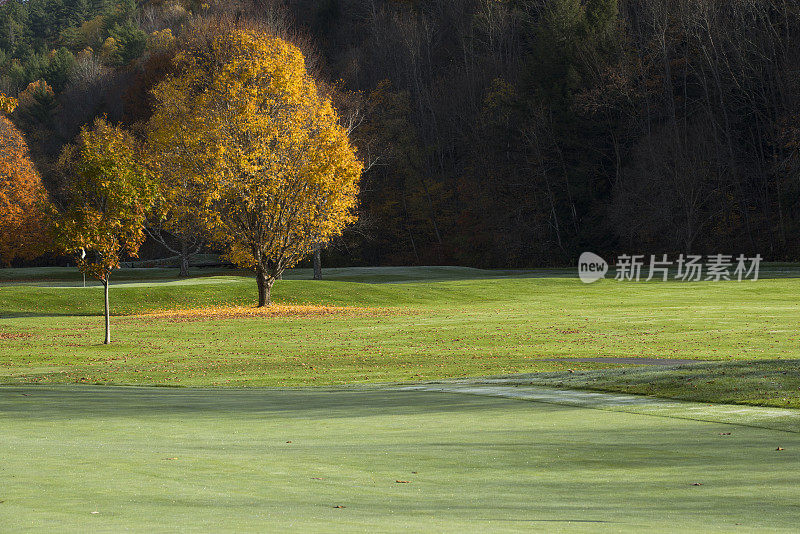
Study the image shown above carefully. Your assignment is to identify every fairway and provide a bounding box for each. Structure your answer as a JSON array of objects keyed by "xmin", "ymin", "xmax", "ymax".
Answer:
[
  {"xmin": 1, "ymin": 385, "xmax": 798, "ymax": 533},
  {"xmin": 2, "ymin": 266, "xmax": 800, "ymax": 408}
]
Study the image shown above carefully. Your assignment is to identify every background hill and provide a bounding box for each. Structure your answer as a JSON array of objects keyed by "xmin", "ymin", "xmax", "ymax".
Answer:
[{"xmin": 2, "ymin": 0, "xmax": 799, "ymax": 267}]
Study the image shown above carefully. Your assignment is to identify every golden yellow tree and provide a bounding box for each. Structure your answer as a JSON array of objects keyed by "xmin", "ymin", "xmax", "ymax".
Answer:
[
  {"xmin": 148, "ymin": 31, "xmax": 362, "ymax": 306},
  {"xmin": 56, "ymin": 118, "xmax": 156, "ymax": 344},
  {"xmin": 0, "ymin": 113, "xmax": 50, "ymax": 264}
]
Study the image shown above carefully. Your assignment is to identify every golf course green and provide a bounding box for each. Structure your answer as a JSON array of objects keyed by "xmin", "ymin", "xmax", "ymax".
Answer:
[{"xmin": 2, "ymin": 385, "xmax": 799, "ymax": 532}]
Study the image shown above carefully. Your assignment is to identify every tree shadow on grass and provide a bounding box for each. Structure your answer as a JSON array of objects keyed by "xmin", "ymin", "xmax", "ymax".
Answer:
[{"xmin": 0, "ymin": 386, "xmax": 561, "ymax": 420}]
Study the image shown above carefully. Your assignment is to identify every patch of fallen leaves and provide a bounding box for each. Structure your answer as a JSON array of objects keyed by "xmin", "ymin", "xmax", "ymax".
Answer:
[
  {"xmin": 124, "ymin": 304, "xmax": 402, "ymax": 324},
  {"xmin": 0, "ymin": 332, "xmax": 33, "ymax": 341}
]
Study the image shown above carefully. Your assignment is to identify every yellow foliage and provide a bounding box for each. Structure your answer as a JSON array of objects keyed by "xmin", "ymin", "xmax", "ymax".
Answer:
[
  {"xmin": 56, "ymin": 118, "xmax": 156, "ymax": 281},
  {"xmin": 148, "ymin": 29, "xmax": 175, "ymax": 53},
  {"xmin": 0, "ymin": 93, "xmax": 17, "ymax": 115},
  {"xmin": 100, "ymin": 37, "xmax": 119, "ymax": 63},
  {"xmin": 148, "ymin": 30, "xmax": 363, "ymax": 305}
]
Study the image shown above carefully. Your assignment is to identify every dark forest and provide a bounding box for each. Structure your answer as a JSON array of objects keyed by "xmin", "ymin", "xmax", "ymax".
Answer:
[{"xmin": 2, "ymin": 0, "xmax": 799, "ymax": 267}]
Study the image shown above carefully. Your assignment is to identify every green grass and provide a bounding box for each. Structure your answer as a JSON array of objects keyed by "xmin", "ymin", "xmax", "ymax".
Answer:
[
  {"xmin": 1, "ymin": 266, "xmax": 799, "ymax": 407},
  {"xmin": 480, "ymin": 360, "xmax": 800, "ymax": 408},
  {"xmin": 2, "ymin": 385, "xmax": 800, "ymax": 532},
  {"xmin": 3, "ymin": 266, "xmax": 800, "ymax": 531}
]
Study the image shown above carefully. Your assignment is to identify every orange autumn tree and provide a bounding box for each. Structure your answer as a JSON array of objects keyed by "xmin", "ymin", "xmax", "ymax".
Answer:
[
  {"xmin": 56, "ymin": 117, "xmax": 157, "ymax": 344},
  {"xmin": 148, "ymin": 30, "xmax": 362, "ymax": 306},
  {"xmin": 0, "ymin": 106, "xmax": 50, "ymax": 265}
]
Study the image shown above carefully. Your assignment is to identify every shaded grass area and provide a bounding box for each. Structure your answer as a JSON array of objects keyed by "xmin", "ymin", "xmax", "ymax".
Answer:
[
  {"xmin": 0, "ymin": 265, "xmax": 551, "ymax": 286},
  {"xmin": 482, "ymin": 360, "xmax": 800, "ymax": 408},
  {"xmin": 1, "ymin": 385, "xmax": 799, "ymax": 532},
  {"xmin": 3, "ymin": 262, "xmax": 799, "ymax": 285},
  {"xmin": 0, "ymin": 267, "xmax": 240, "ymax": 284}
]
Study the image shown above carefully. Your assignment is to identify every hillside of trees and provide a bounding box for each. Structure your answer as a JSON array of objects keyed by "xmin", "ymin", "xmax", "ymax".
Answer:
[{"xmin": 2, "ymin": 0, "xmax": 799, "ymax": 267}]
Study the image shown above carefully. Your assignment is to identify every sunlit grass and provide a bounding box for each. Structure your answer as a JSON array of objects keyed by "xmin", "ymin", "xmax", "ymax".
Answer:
[{"xmin": 1, "ymin": 266, "xmax": 799, "ymax": 406}]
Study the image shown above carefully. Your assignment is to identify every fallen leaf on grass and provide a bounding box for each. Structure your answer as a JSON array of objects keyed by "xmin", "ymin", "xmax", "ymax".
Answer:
[
  {"xmin": 0, "ymin": 332, "xmax": 33, "ymax": 341},
  {"xmin": 396, "ymin": 480, "xmax": 411, "ymax": 484},
  {"xmin": 333, "ymin": 505, "xmax": 346, "ymax": 509},
  {"xmin": 286, "ymin": 441, "xmax": 292, "ymax": 443}
]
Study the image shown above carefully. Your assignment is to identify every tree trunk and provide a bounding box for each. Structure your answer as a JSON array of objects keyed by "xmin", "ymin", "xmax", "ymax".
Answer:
[
  {"xmin": 257, "ymin": 268, "xmax": 267, "ymax": 307},
  {"xmin": 103, "ymin": 278, "xmax": 110, "ymax": 344},
  {"xmin": 313, "ymin": 246, "xmax": 322, "ymax": 280},
  {"xmin": 256, "ymin": 267, "xmax": 272, "ymax": 307},
  {"xmin": 179, "ymin": 238, "xmax": 190, "ymax": 277}
]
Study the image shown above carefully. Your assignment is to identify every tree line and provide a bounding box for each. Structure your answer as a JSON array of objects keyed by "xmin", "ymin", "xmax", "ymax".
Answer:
[{"xmin": 1, "ymin": 0, "xmax": 799, "ymax": 270}]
